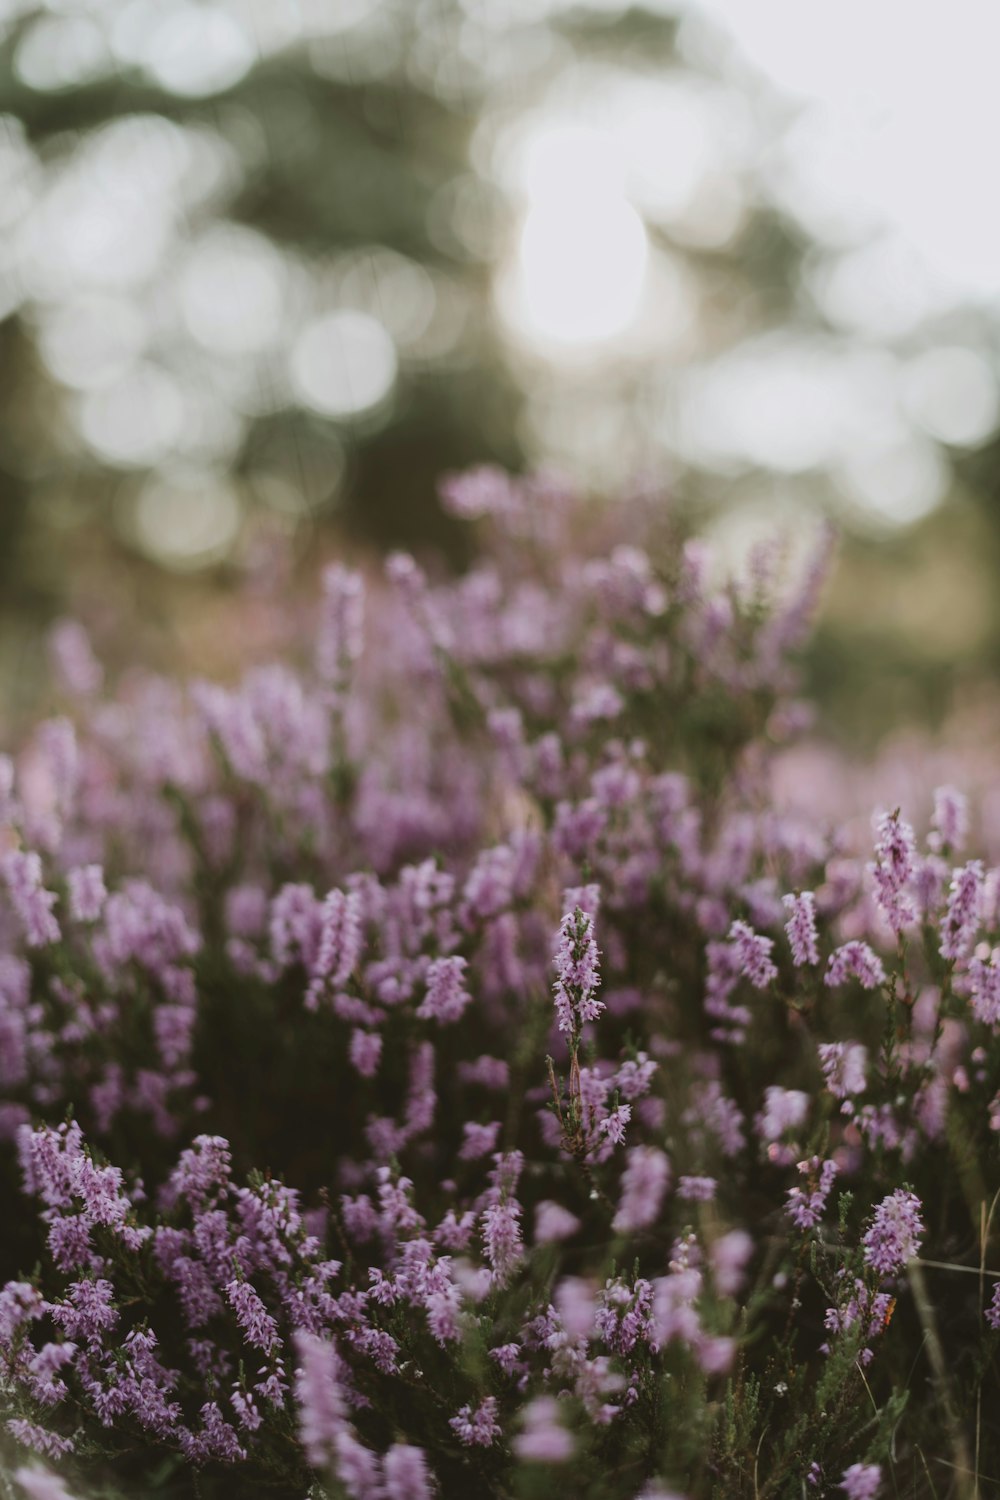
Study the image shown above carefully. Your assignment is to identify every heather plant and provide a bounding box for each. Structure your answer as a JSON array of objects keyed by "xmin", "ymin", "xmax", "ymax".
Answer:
[{"xmin": 0, "ymin": 469, "xmax": 998, "ymax": 1500}]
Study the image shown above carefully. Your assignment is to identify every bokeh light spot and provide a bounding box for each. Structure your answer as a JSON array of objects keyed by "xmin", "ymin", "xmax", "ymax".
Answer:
[
  {"xmin": 178, "ymin": 226, "xmax": 287, "ymax": 357},
  {"xmin": 498, "ymin": 123, "xmax": 648, "ymax": 350},
  {"xmin": 837, "ymin": 436, "xmax": 949, "ymax": 527},
  {"xmin": 290, "ymin": 311, "xmax": 398, "ymax": 420},
  {"xmin": 142, "ymin": 6, "xmax": 256, "ymax": 98},
  {"xmin": 79, "ymin": 365, "xmax": 185, "ymax": 468},
  {"xmin": 39, "ymin": 296, "xmax": 146, "ymax": 393},
  {"xmin": 133, "ymin": 469, "xmax": 242, "ymax": 568},
  {"xmin": 902, "ymin": 347, "xmax": 1000, "ymax": 449},
  {"xmin": 15, "ymin": 16, "xmax": 111, "ymax": 92}
]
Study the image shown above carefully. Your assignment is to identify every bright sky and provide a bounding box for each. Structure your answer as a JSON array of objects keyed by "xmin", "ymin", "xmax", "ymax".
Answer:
[{"xmin": 690, "ymin": 0, "xmax": 1000, "ymax": 297}]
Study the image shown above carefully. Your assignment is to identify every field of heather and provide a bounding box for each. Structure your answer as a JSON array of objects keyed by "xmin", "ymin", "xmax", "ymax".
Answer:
[{"xmin": 1, "ymin": 472, "xmax": 998, "ymax": 1500}]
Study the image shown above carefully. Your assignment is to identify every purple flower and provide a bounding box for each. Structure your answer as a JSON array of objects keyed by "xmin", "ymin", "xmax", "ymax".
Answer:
[
  {"xmin": 317, "ymin": 564, "xmax": 365, "ymax": 689},
  {"xmin": 293, "ymin": 1330, "xmax": 346, "ymax": 1469},
  {"xmin": 425, "ymin": 1282, "xmax": 463, "ymax": 1345},
  {"xmin": 597, "ymin": 1275, "xmax": 655, "ymax": 1356},
  {"xmin": 449, "ymin": 1396, "xmax": 501, "ymax": 1448},
  {"xmin": 7, "ymin": 1424, "xmax": 74, "ymax": 1462},
  {"xmin": 939, "ymin": 861, "xmax": 983, "ymax": 962},
  {"xmin": 825, "ymin": 942, "xmax": 886, "ymax": 991},
  {"xmin": 270, "ymin": 884, "xmax": 323, "ymax": 972},
  {"xmin": 513, "ymin": 1396, "xmax": 574, "ymax": 1463},
  {"xmin": 165, "ymin": 1135, "xmax": 232, "ymax": 1211},
  {"xmin": 534, "ymin": 1201, "xmax": 581, "ymax": 1244},
  {"xmin": 13, "ymin": 1466, "xmax": 80, "ymax": 1500},
  {"xmin": 678, "ymin": 1176, "xmax": 716, "ymax": 1202},
  {"xmin": 49, "ymin": 618, "xmax": 102, "ymax": 698},
  {"xmin": 930, "ymin": 785, "xmax": 968, "ymax": 854},
  {"xmin": 333, "ymin": 1431, "xmax": 382, "ymax": 1500},
  {"xmin": 462, "ymin": 840, "xmax": 524, "ymax": 920},
  {"xmin": 96, "ymin": 879, "xmax": 200, "ymax": 977},
  {"xmin": 0, "ymin": 1280, "xmax": 45, "ymax": 1346},
  {"xmin": 182, "ymin": 1400, "xmax": 246, "ymax": 1464},
  {"xmin": 710, "ymin": 1230, "xmax": 753, "ymax": 1297},
  {"xmin": 613, "ymin": 1147, "xmax": 671, "ymax": 1233},
  {"xmin": 489, "ymin": 1342, "xmax": 521, "ymax": 1375},
  {"xmin": 18, "ymin": 1121, "xmax": 151, "ymax": 1266},
  {"xmin": 417, "ymin": 956, "xmax": 470, "ymax": 1025},
  {"xmin": 862, "ymin": 1190, "xmax": 924, "ymax": 1277},
  {"xmin": 482, "ymin": 1200, "xmax": 523, "ymax": 1288},
  {"xmin": 598, "ymin": 1104, "xmax": 632, "ymax": 1147},
  {"xmin": 457, "ymin": 1055, "xmax": 509, "ymax": 1089},
  {"xmin": 986, "ymin": 1282, "xmax": 1000, "ymax": 1330},
  {"xmin": 913, "ymin": 853, "xmax": 948, "ymax": 917},
  {"xmin": 970, "ymin": 954, "xmax": 1000, "ymax": 1026},
  {"xmin": 728, "ymin": 921, "xmax": 778, "ymax": 989},
  {"xmin": 614, "ymin": 1052, "xmax": 658, "ymax": 1100},
  {"xmin": 306, "ymin": 889, "xmax": 363, "ymax": 1009},
  {"xmin": 25, "ymin": 1341, "xmax": 76, "ymax": 1406},
  {"xmin": 823, "ymin": 1278, "xmax": 894, "ymax": 1365},
  {"xmin": 439, "ymin": 464, "xmax": 520, "ymax": 519},
  {"xmin": 839, "ymin": 1464, "xmax": 881, "ymax": 1499},
  {"xmin": 49, "ymin": 1279, "xmax": 117, "ymax": 1349},
  {"xmin": 349, "ymin": 1029, "xmax": 383, "ymax": 1079},
  {"xmin": 684, "ymin": 1081, "xmax": 745, "ymax": 1157},
  {"xmin": 459, "ymin": 1121, "xmax": 501, "ymax": 1160},
  {"xmin": 756, "ymin": 1087, "xmax": 809, "ymax": 1144},
  {"xmin": 786, "ymin": 1157, "xmax": 838, "ymax": 1230},
  {"xmin": 67, "ymin": 864, "xmax": 107, "ymax": 924},
  {"xmin": 870, "ymin": 809, "xmax": 917, "ymax": 933},
  {"xmin": 384, "ymin": 1443, "xmax": 434, "ymax": 1500},
  {"xmin": 818, "ymin": 1042, "xmax": 868, "ymax": 1099},
  {"xmin": 782, "ymin": 891, "xmax": 819, "ymax": 966},
  {"xmin": 225, "ymin": 1279, "xmax": 280, "ymax": 1356},
  {"xmin": 3, "ymin": 851, "xmax": 60, "ymax": 948},
  {"xmin": 553, "ymin": 906, "xmax": 602, "ymax": 1035}
]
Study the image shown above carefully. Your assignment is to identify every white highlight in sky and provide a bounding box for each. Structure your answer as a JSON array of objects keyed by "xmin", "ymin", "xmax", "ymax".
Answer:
[
  {"xmin": 687, "ymin": 0, "xmax": 1000, "ymax": 302},
  {"xmin": 501, "ymin": 123, "xmax": 649, "ymax": 349}
]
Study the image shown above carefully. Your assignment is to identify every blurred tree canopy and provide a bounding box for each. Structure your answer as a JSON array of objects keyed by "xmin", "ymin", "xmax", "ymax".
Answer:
[{"xmin": 1, "ymin": 0, "xmax": 999, "ymax": 744}]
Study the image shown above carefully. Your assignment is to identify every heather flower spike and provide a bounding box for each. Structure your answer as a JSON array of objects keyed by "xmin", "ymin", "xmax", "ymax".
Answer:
[
  {"xmin": 862, "ymin": 1189, "xmax": 924, "ymax": 1277},
  {"xmin": 782, "ymin": 891, "xmax": 819, "ymax": 966},
  {"xmin": 870, "ymin": 808, "xmax": 917, "ymax": 933},
  {"xmin": 728, "ymin": 920, "xmax": 778, "ymax": 989},
  {"xmin": 553, "ymin": 905, "xmax": 603, "ymax": 1037},
  {"xmin": 939, "ymin": 860, "xmax": 983, "ymax": 962}
]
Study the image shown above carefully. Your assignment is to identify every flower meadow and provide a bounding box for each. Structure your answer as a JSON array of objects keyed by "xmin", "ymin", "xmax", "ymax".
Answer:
[{"xmin": 1, "ymin": 470, "xmax": 999, "ymax": 1500}]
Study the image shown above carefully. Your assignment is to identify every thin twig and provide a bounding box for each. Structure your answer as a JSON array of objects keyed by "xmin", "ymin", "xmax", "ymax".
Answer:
[
  {"xmin": 909, "ymin": 1258, "xmax": 975, "ymax": 1498},
  {"xmin": 915, "ymin": 1257, "xmax": 1000, "ymax": 1279}
]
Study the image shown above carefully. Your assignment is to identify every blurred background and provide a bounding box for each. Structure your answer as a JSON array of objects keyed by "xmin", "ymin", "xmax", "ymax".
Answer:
[{"xmin": 1, "ymin": 0, "xmax": 999, "ymax": 744}]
